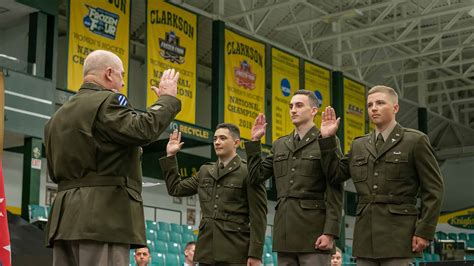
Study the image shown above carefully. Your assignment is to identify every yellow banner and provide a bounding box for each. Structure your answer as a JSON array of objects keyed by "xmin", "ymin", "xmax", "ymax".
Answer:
[
  {"xmin": 304, "ymin": 62, "xmax": 331, "ymax": 128},
  {"xmin": 272, "ymin": 48, "xmax": 299, "ymax": 142},
  {"xmin": 67, "ymin": 0, "xmax": 130, "ymax": 94},
  {"xmin": 224, "ymin": 29, "xmax": 266, "ymax": 140},
  {"xmin": 147, "ymin": 0, "xmax": 197, "ymax": 124},
  {"xmin": 343, "ymin": 78, "xmax": 366, "ymax": 153},
  {"xmin": 438, "ymin": 207, "xmax": 474, "ymax": 230}
]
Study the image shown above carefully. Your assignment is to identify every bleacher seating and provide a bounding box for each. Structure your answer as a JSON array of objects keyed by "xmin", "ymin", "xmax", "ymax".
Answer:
[
  {"xmin": 167, "ymin": 242, "xmax": 181, "ymax": 254},
  {"xmin": 170, "ymin": 223, "xmax": 183, "ymax": 233},
  {"xmin": 150, "ymin": 252, "xmax": 165, "ymax": 265},
  {"xmin": 263, "ymin": 252, "xmax": 274, "ymax": 266},
  {"xmin": 170, "ymin": 232, "xmax": 182, "ymax": 243},
  {"xmin": 146, "ymin": 229, "xmax": 157, "ymax": 241},
  {"xmin": 154, "ymin": 240, "xmax": 167, "ymax": 253},
  {"xmin": 158, "ymin": 221, "xmax": 171, "ymax": 232},
  {"xmin": 146, "ymin": 220, "xmax": 159, "ymax": 231},
  {"xmin": 29, "ymin": 204, "xmax": 49, "ymax": 222},
  {"xmin": 165, "ymin": 253, "xmax": 180, "ymax": 265},
  {"xmin": 157, "ymin": 231, "xmax": 170, "ymax": 242}
]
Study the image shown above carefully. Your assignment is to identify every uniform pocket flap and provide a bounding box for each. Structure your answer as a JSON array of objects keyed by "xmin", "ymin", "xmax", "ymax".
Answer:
[
  {"xmin": 299, "ymin": 199, "xmax": 326, "ymax": 210},
  {"xmin": 301, "ymin": 152, "xmax": 321, "ymax": 160},
  {"xmin": 126, "ymin": 187, "xmax": 143, "ymax": 202},
  {"xmin": 274, "ymin": 152, "xmax": 289, "ymax": 161},
  {"xmin": 385, "ymin": 153, "xmax": 409, "ymax": 163},
  {"xmin": 352, "ymin": 155, "xmax": 369, "ymax": 166},
  {"xmin": 388, "ymin": 204, "xmax": 419, "ymax": 215},
  {"xmin": 223, "ymin": 183, "xmax": 243, "ymax": 189},
  {"xmin": 224, "ymin": 221, "xmax": 250, "ymax": 233}
]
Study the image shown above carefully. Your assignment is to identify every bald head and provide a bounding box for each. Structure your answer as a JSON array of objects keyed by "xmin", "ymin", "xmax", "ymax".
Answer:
[
  {"xmin": 83, "ymin": 50, "xmax": 125, "ymax": 92},
  {"xmin": 83, "ymin": 50, "xmax": 122, "ymax": 77}
]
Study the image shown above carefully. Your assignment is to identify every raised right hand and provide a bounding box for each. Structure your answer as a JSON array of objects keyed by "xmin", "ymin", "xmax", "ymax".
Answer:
[
  {"xmin": 151, "ymin": 68, "xmax": 179, "ymax": 98},
  {"xmin": 166, "ymin": 129, "xmax": 184, "ymax": 156},
  {"xmin": 320, "ymin": 106, "xmax": 340, "ymax": 138},
  {"xmin": 251, "ymin": 113, "xmax": 267, "ymax": 141}
]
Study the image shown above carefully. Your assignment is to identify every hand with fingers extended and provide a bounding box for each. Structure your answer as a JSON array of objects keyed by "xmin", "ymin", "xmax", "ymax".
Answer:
[
  {"xmin": 167, "ymin": 129, "xmax": 184, "ymax": 157},
  {"xmin": 251, "ymin": 113, "xmax": 267, "ymax": 141},
  {"xmin": 151, "ymin": 68, "xmax": 180, "ymax": 98},
  {"xmin": 320, "ymin": 106, "xmax": 341, "ymax": 138}
]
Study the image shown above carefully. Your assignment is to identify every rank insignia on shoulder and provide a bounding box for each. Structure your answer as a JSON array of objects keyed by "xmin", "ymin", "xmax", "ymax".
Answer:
[
  {"xmin": 117, "ymin": 94, "xmax": 128, "ymax": 106},
  {"xmin": 151, "ymin": 105, "xmax": 162, "ymax": 111}
]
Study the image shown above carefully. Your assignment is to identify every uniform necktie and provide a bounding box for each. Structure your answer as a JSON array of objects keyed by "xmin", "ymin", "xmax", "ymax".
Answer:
[
  {"xmin": 376, "ymin": 133, "xmax": 384, "ymax": 154},
  {"xmin": 219, "ymin": 162, "xmax": 225, "ymax": 169},
  {"xmin": 294, "ymin": 134, "xmax": 301, "ymax": 146}
]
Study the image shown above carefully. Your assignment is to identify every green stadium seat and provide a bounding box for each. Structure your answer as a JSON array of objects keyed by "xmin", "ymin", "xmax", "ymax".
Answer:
[
  {"xmin": 263, "ymin": 252, "xmax": 274, "ymax": 266},
  {"xmin": 431, "ymin": 254, "xmax": 440, "ymax": 261},
  {"xmin": 423, "ymin": 252, "xmax": 432, "ymax": 261},
  {"xmin": 182, "ymin": 233, "xmax": 195, "ymax": 243},
  {"xmin": 168, "ymin": 242, "xmax": 181, "ymax": 254},
  {"xmin": 469, "ymin": 234, "xmax": 474, "ymax": 241},
  {"xmin": 264, "ymin": 243, "xmax": 272, "ymax": 254},
  {"xmin": 272, "ymin": 252, "xmax": 278, "ymax": 265},
  {"xmin": 129, "ymin": 250, "xmax": 135, "ymax": 265},
  {"xmin": 465, "ymin": 254, "xmax": 474, "ymax": 260},
  {"xmin": 459, "ymin": 233, "xmax": 468, "ymax": 241},
  {"xmin": 265, "ymin": 236, "xmax": 272, "ymax": 246},
  {"xmin": 146, "ymin": 220, "xmax": 158, "ymax": 230},
  {"xmin": 448, "ymin": 233, "xmax": 458, "ymax": 241},
  {"xmin": 157, "ymin": 231, "xmax": 170, "ymax": 242},
  {"xmin": 154, "ymin": 240, "xmax": 168, "ymax": 253},
  {"xmin": 181, "ymin": 224, "xmax": 194, "ymax": 234},
  {"xmin": 146, "ymin": 239, "xmax": 155, "ymax": 251},
  {"xmin": 170, "ymin": 232, "xmax": 182, "ymax": 243},
  {"xmin": 146, "ymin": 229, "xmax": 157, "ymax": 241},
  {"xmin": 29, "ymin": 204, "xmax": 49, "ymax": 222},
  {"xmin": 158, "ymin": 221, "xmax": 171, "ymax": 232},
  {"xmin": 150, "ymin": 252, "xmax": 165, "ymax": 265},
  {"xmin": 467, "ymin": 239, "xmax": 474, "ymax": 250},
  {"xmin": 343, "ymin": 253, "xmax": 352, "ymax": 263},
  {"xmin": 345, "ymin": 245, "xmax": 353, "ymax": 255},
  {"xmin": 170, "ymin": 223, "xmax": 183, "ymax": 233},
  {"xmin": 165, "ymin": 253, "xmax": 180, "ymax": 266}
]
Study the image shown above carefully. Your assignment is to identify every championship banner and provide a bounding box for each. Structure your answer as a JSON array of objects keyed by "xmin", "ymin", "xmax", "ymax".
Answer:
[
  {"xmin": 343, "ymin": 78, "xmax": 366, "ymax": 153},
  {"xmin": 147, "ymin": 0, "xmax": 197, "ymax": 124},
  {"xmin": 304, "ymin": 62, "xmax": 330, "ymax": 128},
  {"xmin": 224, "ymin": 29, "xmax": 265, "ymax": 140},
  {"xmin": 67, "ymin": 0, "xmax": 130, "ymax": 94},
  {"xmin": 272, "ymin": 48, "xmax": 299, "ymax": 142}
]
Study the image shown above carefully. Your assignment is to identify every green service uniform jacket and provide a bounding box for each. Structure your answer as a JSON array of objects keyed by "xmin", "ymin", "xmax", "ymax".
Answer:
[
  {"xmin": 44, "ymin": 83, "xmax": 181, "ymax": 248},
  {"xmin": 159, "ymin": 155, "xmax": 267, "ymax": 264},
  {"xmin": 245, "ymin": 126, "xmax": 343, "ymax": 253},
  {"xmin": 318, "ymin": 123, "xmax": 444, "ymax": 259}
]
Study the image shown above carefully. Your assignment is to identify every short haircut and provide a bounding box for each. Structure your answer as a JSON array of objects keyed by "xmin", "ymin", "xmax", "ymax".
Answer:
[
  {"xmin": 216, "ymin": 123, "xmax": 240, "ymax": 139},
  {"xmin": 368, "ymin": 85, "xmax": 398, "ymax": 104},
  {"xmin": 336, "ymin": 247, "xmax": 342, "ymax": 254},
  {"xmin": 83, "ymin": 50, "xmax": 121, "ymax": 77},
  {"xmin": 135, "ymin": 246, "xmax": 150, "ymax": 254},
  {"xmin": 184, "ymin": 241, "xmax": 195, "ymax": 252},
  {"xmin": 293, "ymin": 90, "xmax": 319, "ymax": 107}
]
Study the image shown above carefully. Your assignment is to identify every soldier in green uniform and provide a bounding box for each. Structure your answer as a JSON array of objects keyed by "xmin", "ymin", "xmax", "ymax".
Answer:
[
  {"xmin": 319, "ymin": 85, "xmax": 444, "ymax": 266},
  {"xmin": 44, "ymin": 50, "xmax": 181, "ymax": 265},
  {"xmin": 244, "ymin": 90, "xmax": 343, "ymax": 265},
  {"xmin": 160, "ymin": 124, "xmax": 267, "ymax": 265}
]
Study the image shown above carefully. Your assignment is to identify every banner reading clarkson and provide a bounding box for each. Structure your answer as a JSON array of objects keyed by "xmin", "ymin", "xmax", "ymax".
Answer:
[
  {"xmin": 272, "ymin": 48, "xmax": 299, "ymax": 142},
  {"xmin": 224, "ymin": 29, "xmax": 265, "ymax": 140},
  {"xmin": 343, "ymin": 78, "xmax": 366, "ymax": 153},
  {"xmin": 147, "ymin": 0, "xmax": 197, "ymax": 124},
  {"xmin": 304, "ymin": 61, "xmax": 330, "ymax": 128},
  {"xmin": 67, "ymin": 0, "xmax": 130, "ymax": 94}
]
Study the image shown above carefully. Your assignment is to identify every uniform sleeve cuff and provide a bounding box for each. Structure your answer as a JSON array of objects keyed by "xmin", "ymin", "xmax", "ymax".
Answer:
[
  {"xmin": 248, "ymin": 243, "xmax": 264, "ymax": 260},
  {"xmin": 415, "ymin": 223, "xmax": 437, "ymax": 240},
  {"xmin": 244, "ymin": 141, "xmax": 262, "ymax": 155},
  {"xmin": 159, "ymin": 155, "xmax": 178, "ymax": 171},
  {"xmin": 319, "ymin": 136, "xmax": 338, "ymax": 151}
]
